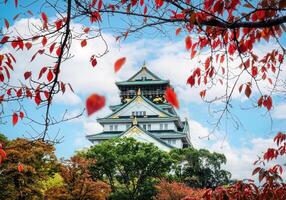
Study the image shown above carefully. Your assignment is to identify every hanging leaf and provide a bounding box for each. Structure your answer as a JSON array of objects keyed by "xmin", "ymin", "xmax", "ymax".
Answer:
[
  {"xmin": 265, "ymin": 96, "xmax": 272, "ymax": 111},
  {"xmin": 91, "ymin": 58, "xmax": 97, "ymax": 67},
  {"xmin": 185, "ymin": 35, "xmax": 192, "ymax": 50},
  {"xmin": 25, "ymin": 42, "xmax": 32, "ymax": 50},
  {"xmin": 1, "ymin": 36, "xmax": 9, "ymax": 44},
  {"xmin": 41, "ymin": 36, "xmax": 47, "ymax": 47},
  {"xmin": 86, "ymin": 94, "xmax": 106, "ymax": 116},
  {"xmin": 47, "ymin": 69, "xmax": 53, "ymax": 82},
  {"xmin": 4, "ymin": 19, "xmax": 9, "ymax": 29},
  {"xmin": 19, "ymin": 111, "xmax": 24, "ymax": 119},
  {"xmin": 56, "ymin": 46, "xmax": 61, "ymax": 56},
  {"xmin": 38, "ymin": 67, "xmax": 47, "ymax": 79},
  {"xmin": 81, "ymin": 39, "xmax": 87, "ymax": 47},
  {"xmin": 245, "ymin": 84, "xmax": 252, "ymax": 98},
  {"xmin": 165, "ymin": 87, "xmax": 179, "ymax": 109},
  {"xmin": 176, "ymin": 28, "xmax": 181, "ymax": 36},
  {"xmin": 114, "ymin": 57, "xmax": 126, "ymax": 73},
  {"xmin": 49, "ymin": 42, "xmax": 56, "ymax": 54},
  {"xmin": 12, "ymin": 113, "xmax": 18, "ymax": 126}
]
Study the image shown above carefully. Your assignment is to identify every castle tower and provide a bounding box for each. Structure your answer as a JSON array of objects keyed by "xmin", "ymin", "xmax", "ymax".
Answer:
[{"xmin": 86, "ymin": 64, "xmax": 191, "ymax": 151}]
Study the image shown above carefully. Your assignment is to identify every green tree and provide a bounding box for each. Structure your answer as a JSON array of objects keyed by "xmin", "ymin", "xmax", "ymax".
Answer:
[
  {"xmin": 0, "ymin": 138, "xmax": 58, "ymax": 200},
  {"xmin": 170, "ymin": 147, "xmax": 231, "ymax": 189},
  {"xmin": 85, "ymin": 138, "xmax": 173, "ymax": 200}
]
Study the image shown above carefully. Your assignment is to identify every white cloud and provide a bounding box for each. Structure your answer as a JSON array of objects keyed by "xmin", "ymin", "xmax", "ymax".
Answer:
[
  {"xmin": 273, "ymin": 103, "xmax": 286, "ymax": 119},
  {"xmin": 189, "ymin": 119, "xmax": 286, "ymax": 181}
]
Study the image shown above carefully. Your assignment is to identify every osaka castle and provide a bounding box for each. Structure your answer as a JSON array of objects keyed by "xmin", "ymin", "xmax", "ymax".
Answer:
[{"xmin": 86, "ymin": 64, "xmax": 191, "ymax": 151}]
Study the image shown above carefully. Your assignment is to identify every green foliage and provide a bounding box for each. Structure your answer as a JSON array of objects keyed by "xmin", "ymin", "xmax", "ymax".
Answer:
[
  {"xmin": 85, "ymin": 138, "xmax": 173, "ymax": 200},
  {"xmin": 170, "ymin": 147, "xmax": 231, "ymax": 188},
  {"xmin": 0, "ymin": 132, "xmax": 8, "ymax": 144},
  {"xmin": 40, "ymin": 173, "xmax": 64, "ymax": 192}
]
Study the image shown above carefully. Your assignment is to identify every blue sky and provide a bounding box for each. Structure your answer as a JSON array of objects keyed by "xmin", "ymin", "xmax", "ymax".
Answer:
[{"xmin": 1, "ymin": 1, "xmax": 286, "ymax": 180}]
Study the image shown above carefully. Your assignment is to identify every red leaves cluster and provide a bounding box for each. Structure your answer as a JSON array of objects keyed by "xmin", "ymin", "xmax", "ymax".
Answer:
[
  {"xmin": 12, "ymin": 111, "xmax": 24, "ymax": 126},
  {"xmin": 257, "ymin": 95, "xmax": 272, "ymax": 111}
]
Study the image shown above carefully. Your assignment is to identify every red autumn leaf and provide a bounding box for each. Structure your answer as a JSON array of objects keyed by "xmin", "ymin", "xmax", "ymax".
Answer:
[
  {"xmin": 265, "ymin": 96, "xmax": 272, "ymax": 111},
  {"xmin": 14, "ymin": 0, "xmax": 18, "ymax": 7},
  {"xmin": 38, "ymin": 67, "xmax": 47, "ymax": 79},
  {"xmin": 19, "ymin": 111, "xmax": 24, "ymax": 119},
  {"xmin": 175, "ymin": 28, "xmax": 181, "ymax": 36},
  {"xmin": 91, "ymin": 58, "xmax": 97, "ymax": 67},
  {"xmin": 18, "ymin": 163, "xmax": 24, "ymax": 172},
  {"xmin": 200, "ymin": 90, "xmax": 206, "ymax": 98},
  {"xmin": 251, "ymin": 66, "xmax": 258, "ymax": 77},
  {"xmin": 12, "ymin": 112, "xmax": 18, "ymax": 126},
  {"xmin": 41, "ymin": 12, "xmax": 48, "ymax": 23},
  {"xmin": 55, "ymin": 19, "xmax": 63, "ymax": 30},
  {"xmin": 47, "ymin": 69, "xmax": 53, "ymax": 82},
  {"xmin": 245, "ymin": 84, "xmax": 252, "ymax": 98},
  {"xmin": 1, "ymin": 36, "xmax": 9, "ymax": 44},
  {"xmin": 98, "ymin": 0, "xmax": 103, "ymax": 10},
  {"xmin": 56, "ymin": 46, "xmax": 61, "ymax": 56},
  {"xmin": 0, "ymin": 149, "xmax": 6, "ymax": 159},
  {"xmin": 86, "ymin": 94, "xmax": 106, "ymax": 116},
  {"xmin": 49, "ymin": 42, "xmax": 56, "ymax": 54},
  {"xmin": 83, "ymin": 27, "xmax": 90, "ymax": 33},
  {"xmin": 25, "ymin": 42, "xmax": 32, "ymax": 50},
  {"xmin": 42, "ymin": 36, "xmax": 47, "ymax": 46},
  {"xmin": 257, "ymin": 96, "xmax": 263, "ymax": 107},
  {"xmin": 4, "ymin": 18, "xmax": 9, "ymax": 29},
  {"xmin": 114, "ymin": 57, "xmax": 126, "ymax": 73},
  {"xmin": 187, "ymin": 75, "xmax": 195, "ymax": 87},
  {"xmin": 24, "ymin": 71, "xmax": 32, "ymax": 80},
  {"xmin": 81, "ymin": 39, "xmax": 87, "ymax": 47},
  {"xmin": 16, "ymin": 88, "xmax": 22, "ymax": 97},
  {"xmin": 185, "ymin": 35, "xmax": 192, "ymax": 50},
  {"xmin": 252, "ymin": 167, "xmax": 261, "ymax": 176},
  {"xmin": 35, "ymin": 92, "xmax": 41, "ymax": 105},
  {"xmin": 165, "ymin": 87, "xmax": 179, "ymax": 109}
]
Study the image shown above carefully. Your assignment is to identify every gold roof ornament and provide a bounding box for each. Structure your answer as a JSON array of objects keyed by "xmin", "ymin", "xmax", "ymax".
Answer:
[
  {"xmin": 132, "ymin": 116, "xmax": 138, "ymax": 126},
  {"xmin": 142, "ymin": 61, "xmax": 147, "ymax": 69},
  {"xmin": 137, "ymin": 88, "xmax": 141, "ymax": 96}
]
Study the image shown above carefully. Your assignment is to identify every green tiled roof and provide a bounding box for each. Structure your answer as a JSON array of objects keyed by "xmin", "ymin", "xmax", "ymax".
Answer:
[{"xmin": 116, "ymin": 80, "xmax": 169, "ymax": 86}]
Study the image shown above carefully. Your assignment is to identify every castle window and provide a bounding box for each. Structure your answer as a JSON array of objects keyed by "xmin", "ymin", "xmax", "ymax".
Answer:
[
  {"xmin": 164, "ymin": 124, "xmax": 168, "ymax": 130},
  {"xmin": 147, "ymin": 124, "xmax": 151, "ymax": 130},
  {"xmin": 114, "ymin": 125, "xmax": 118, "ymax": 131},
  {"xmin": 143, "ymin": 124, "xmax": 146, "ymax": 130},
  {"xmin": 160, "ymin": 124, "xmax": 163, "ymax": 130},
  {"xmin": 110, "ymin": 125, "xmax": 113, "ymax": 131}
]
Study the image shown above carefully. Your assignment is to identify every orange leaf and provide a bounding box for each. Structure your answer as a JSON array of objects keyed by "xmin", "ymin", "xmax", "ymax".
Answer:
[
  {"xmin": 86, "ymin": 94, "xmax": 106, "ymax": 116},
  {"xmin": 245, "ymin": 84, "xmax": 252, "ymax": 98},
  {"xmin": 165, "ymin": 87, "xmax": 179, "ymax": 109},
  {"xmin": 114, "ymin": 57, "xmax": 126, "ymax": 73},
  {"xmin": 18, "ymin": 163, "xmax": 24, "ymax": 172},
  {"xmin": 176, "ymin": 28, "xmax": 181, "ymax": 36},
  {"xmin": 12, "ymin": 112, "xmax": 18, "ymax": 126},
  {"xmin": 0, "ymin": 149, "xmax": 7, "ymax": 159}
]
